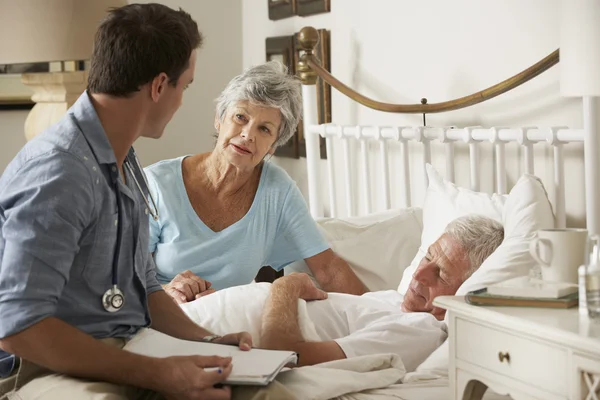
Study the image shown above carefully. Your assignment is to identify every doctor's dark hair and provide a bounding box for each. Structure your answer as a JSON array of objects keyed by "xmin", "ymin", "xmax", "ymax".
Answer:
[{"xmin": 87, "ymin": 3, "xmax": 203, "ymax": 97}]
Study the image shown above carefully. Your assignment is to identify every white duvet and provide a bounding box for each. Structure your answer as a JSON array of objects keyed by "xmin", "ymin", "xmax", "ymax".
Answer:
[
  {"xmin": 178, "ymin": 283, "xmax": 448, "ymax": 399},
  {"xmin": 180, "ymin": 282, "xmax": 322, "ymax": 347},
  {"xmin": 276, "ymin": 354, "xmax": 405, "ymax": 400}
]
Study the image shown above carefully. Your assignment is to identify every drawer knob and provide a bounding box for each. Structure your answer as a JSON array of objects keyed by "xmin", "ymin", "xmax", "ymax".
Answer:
[{"xmin": 498, "ymin": 352, "xmax": 510, "ymax": 363}]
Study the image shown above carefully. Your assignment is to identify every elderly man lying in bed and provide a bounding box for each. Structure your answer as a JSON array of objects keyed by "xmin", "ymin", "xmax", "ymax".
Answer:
[{"xmin": 180, "ymin": 214, "xmax": 504, "ymax": 372}]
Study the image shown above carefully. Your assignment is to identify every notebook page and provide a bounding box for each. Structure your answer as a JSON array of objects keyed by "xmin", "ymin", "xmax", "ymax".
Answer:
[{"xmin": 124, "ymin": 329, "xmax": 297, "ymax": 381}]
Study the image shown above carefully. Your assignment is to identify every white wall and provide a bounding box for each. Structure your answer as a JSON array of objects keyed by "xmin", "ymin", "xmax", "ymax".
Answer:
[
  {"xmin": 0, "ymin": 0, "xmax": 242, "ymax": 171},
  {"xmin": 132, "ymin": 0, "xmax": 243, "ymax": 167},
  {"xmin": 242, "ymin": 0, "xmax": 587, "ymax": 226},
  {"xmin": 0, "ymin": 110, "xmax": 27, "ymax": 171}
]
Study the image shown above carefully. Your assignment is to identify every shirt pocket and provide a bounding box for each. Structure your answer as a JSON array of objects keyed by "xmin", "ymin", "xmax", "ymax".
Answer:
[
  {"xmin": 81, "ymin": 211, "xmax": 118, "ymax": 286},
  {"xmin": 133, "ymin": 236, "xmax": 147, "ymax": 291}
]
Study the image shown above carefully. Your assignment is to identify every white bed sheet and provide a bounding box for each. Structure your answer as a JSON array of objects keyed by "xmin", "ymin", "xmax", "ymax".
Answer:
[
  {"xmin": 336, "ymin": 378, "xmax": 510, "ymax": 400},
  {"xmin": 272, "ymin": 353, "xmax": 510, "ymax": 400},
  {"xmin": 181, "ymin": 285, "xmax": 512, "ymax": 399}
]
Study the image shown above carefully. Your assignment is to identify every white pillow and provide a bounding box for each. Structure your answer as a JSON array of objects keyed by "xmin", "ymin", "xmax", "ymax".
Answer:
[
  {"xmin": 331, "ymin": 207, "xmax": 414, "ymax": 226},
  {"xmin": 397, "ymin": 164, "xmax": 506, "ymax": 295},
  {"xmin": 456, "ymin": 173, "xmax": 555, "ymax": 294},
  {"xmin": 410, "ymin": 166, "xmax": 555, "ymax": 377},
  {"xmin": 286, "ymin": 208, "xmax": 423, "ymax": 292}
]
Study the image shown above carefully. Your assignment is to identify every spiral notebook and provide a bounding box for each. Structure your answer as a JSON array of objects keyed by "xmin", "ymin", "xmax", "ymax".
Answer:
[{"xmin": 124, "ymin": 329, "xmax": 297, "ymax": 386}]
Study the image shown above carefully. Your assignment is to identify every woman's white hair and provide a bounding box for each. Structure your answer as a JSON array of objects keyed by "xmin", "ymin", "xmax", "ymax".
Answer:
[
  {"xmin": 444, "ymin": 215, "xmax": 504, "ymax": 276},
  {"xmin": 214, "ymin": 61, "xmax": 302, "ymax": 148}
]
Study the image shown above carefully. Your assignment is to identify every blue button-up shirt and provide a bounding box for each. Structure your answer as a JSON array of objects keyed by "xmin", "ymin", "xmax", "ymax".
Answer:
[{"xmin": 0, "ymin": 92, "xmax": 162, "ymax": 339}]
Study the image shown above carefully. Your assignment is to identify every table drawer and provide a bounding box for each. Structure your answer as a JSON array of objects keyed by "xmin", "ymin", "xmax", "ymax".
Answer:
[{"xmin": 455, "ymin": 317, "xmax": 567, "ymax": 396}]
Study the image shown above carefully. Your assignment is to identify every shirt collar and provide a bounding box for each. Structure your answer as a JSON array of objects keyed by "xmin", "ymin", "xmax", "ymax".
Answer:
[{"xmin": 69, "ymin": 91, "xmax": 118, "ymax": 165}]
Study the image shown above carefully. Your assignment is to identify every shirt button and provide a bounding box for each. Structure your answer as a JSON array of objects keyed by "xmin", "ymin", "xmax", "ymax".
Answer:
[
  {"xmin": 114, "ymin": 219, "xmax": 118, "ymax": 226},
  {"xmin": 112, "ymin": 166, "xmax": 117, "ymax": 172},
  {"xmin": 145, "ymin": 208, "xmax": 148, "ymax": 215},
  {"xmin": 92, "ymin": 166, "xmax": 97, "ymax": 172},
  {"xmin": 96, "ymin": 179, "xmax": 99, "ymax": 184},
  {"xmin": 83, "ymin": 156, "xmax": 88, "ymax": 161}
]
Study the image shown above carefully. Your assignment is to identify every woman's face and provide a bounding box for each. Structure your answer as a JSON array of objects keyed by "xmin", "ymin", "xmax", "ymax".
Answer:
[{"xmin": 214, "ymin": 101, "xmax": 281, "ymax": 171}]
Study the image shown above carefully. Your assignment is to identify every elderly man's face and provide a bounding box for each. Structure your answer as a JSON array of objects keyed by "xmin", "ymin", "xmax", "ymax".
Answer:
[{"xmin": 402, "ymin": 234, "xmax": 470, "ymax": 320}]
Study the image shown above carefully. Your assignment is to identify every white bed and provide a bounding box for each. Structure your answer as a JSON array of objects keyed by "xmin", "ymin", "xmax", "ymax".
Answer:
[
  {"xmin": 293, "ymin": 24, "xmax": 600, "ymax": 400},
  {"xmin": 180, "ymin": 24, "xmax": 595, "ymax": 400}
]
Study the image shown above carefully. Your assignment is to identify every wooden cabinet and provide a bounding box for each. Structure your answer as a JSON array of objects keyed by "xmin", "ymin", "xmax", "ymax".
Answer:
[{"xmin": 435, "ymin": 296, "xmax": 600, "ymax": 400}]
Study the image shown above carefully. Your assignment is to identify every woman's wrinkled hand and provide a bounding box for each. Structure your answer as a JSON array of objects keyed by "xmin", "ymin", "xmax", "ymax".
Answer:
[{"xmin": 164, "ymin": 270, "xmax": 216, "ymax": 304}]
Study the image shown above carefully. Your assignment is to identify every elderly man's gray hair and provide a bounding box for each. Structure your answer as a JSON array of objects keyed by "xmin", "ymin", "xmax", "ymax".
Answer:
[
  {"xmin": 215, "ymin": 61, "xmax": 302, "ymax": 148},
  {"xmin": 444, "ymin": 215, "xmax": 504, "ymax": 276}
]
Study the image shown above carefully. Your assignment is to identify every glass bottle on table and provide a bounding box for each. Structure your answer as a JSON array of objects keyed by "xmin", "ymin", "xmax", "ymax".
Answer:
[{"xmin": 585, "ymin": 235, "xmax": 600, "ymax": 320}]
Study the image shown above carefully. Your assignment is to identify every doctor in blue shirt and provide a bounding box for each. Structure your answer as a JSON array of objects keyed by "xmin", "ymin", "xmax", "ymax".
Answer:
[
  {"xmin": 145, "ymin": 62, "xmax": 368, "ymax": 303},
  {"xmin": 0, "ymin": 4, "xmax": 250, "ymax": 400}
]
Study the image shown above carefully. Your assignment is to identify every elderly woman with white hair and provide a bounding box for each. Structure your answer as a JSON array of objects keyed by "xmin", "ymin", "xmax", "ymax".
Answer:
[{"xmin": 144, "ymin": 61, "xmax": 366, "ymax": 303}]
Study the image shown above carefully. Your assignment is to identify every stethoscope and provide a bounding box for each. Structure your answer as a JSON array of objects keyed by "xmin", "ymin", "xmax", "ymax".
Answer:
[{"xmin": 102, "ymin": 149, "xmax": 159, "ymax": 312}]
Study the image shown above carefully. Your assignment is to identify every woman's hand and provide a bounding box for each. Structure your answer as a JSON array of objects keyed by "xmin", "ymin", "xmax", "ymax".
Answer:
[
  {"xmin": 212, "ymin": 332, "xmax": 253, "ymax": 351},
  {"xmin": 156, "ymin": 355, "xmax": 233, "ymax": 400},
  {"xmin": 164, "ymin": 270, "xmax": 216, "ymax": 304}
]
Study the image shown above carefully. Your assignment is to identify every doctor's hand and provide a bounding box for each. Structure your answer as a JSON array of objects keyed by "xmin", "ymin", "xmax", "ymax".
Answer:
[
  {"xmin": 157, "ymin": 355, "xmax": 232, "ymax": 400},
  {"xmin": 212, "ymin": 331, "xmax": 253, "ymax": 351},
  {"xmin": 275, "ymin": 273, "xmax": 328, "ymax": 302},
  {"xmin": 164, "ymin": 270, "xmax": 216, "ymax": 304}
]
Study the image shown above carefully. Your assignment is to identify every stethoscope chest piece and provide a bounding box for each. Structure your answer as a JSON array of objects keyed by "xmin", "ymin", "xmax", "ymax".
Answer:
[{"xmin": 102, "ymin": 285, "xmax": 125, "ymax": 312}]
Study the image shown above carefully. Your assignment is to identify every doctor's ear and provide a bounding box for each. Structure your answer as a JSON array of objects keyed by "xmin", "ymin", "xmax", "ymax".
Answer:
[
  {"xmin": 214, "ymin": 114, "xmax": 221, "ymax": 131},
  {"xmin": 150, "ymin": 73, "xmax": 169, "ymax": 102}
]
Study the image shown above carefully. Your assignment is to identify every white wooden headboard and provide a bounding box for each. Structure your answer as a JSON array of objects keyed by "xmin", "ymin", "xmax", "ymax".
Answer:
[{"xmin": 296, "ymin": 27, "xmax": 600, "ymax": 236}]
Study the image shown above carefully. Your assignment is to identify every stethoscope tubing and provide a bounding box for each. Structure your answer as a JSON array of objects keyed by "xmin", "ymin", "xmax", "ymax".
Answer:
[{"xmin": 108, "ymin": 150, "xmax": 158, "ymax": 310}]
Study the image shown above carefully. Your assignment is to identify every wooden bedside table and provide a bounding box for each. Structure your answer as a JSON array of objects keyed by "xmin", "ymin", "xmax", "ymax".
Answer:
[{"xmin": 434, "ymin": 296, "xmax": 600, "ymax": 400}]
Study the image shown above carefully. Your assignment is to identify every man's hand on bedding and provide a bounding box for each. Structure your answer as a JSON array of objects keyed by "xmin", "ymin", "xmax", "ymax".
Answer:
[
  {"xmin": 275, "ymin": 273, "xmax": 328, "ymax": 301},
  {"xmin": 158, "ymin": 355, "xmax": 233, "ymax": 400},
  {"xmin": 212, "ymin": 331, "xmax": 253, "ymax": 351},
  {"xmin": 164, "ymin": 270, "xmax": 214, "ymax": 304}
]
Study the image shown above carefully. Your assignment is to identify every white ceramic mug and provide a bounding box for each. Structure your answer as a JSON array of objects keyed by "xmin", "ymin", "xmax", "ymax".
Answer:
[{"xmin": 529, "ymin": 228, "xmax": 589, "ymax": 284}]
